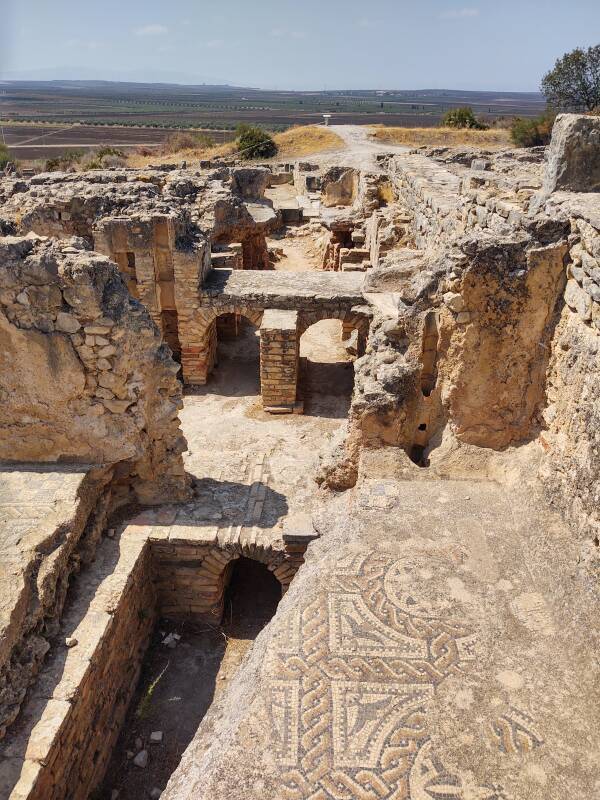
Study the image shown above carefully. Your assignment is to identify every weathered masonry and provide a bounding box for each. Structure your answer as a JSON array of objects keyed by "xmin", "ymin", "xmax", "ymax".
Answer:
[
  {"xmin": 93, "ymin": 213, "xmax": 211, "ymax": 358},
  {"xmin": 182, "ymin": 268, "xmax": 370, "ymax": 410}
]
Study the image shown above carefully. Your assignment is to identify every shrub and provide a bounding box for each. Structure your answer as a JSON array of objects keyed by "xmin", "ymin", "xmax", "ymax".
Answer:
[
  {"xmin": 441, "ymin": 106, "xmax": 488, "ymax": 130},
  {"xmin": 236, "ymin": 124, "xmax": 278, "ymax": 159},
  {"xmin": 0, "ymin": 143, "xmax": 11, "ymax": 170},
  {"xmin": 45, "ymin": 149, "xmax": 84, "ymax": 172},
  {"xmin": 510, "ymin": 113, "xmax": 555, "ymax": 147},
  {"xmin": 82, "ymin": 146, "xmax": 126, "ymax": 169}
]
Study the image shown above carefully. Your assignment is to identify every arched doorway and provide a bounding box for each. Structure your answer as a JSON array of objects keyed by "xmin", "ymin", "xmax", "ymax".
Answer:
[
  {"xmin": 210, "ymin": 311, "xmax": 262, "ymax": 395},
  {"xmin": 298, "ymin": 318, "xmax": 355, "ymax": 416},
  {"xmin": 222, "ymin": 557, "xmax": 281, "ymax": 636}
]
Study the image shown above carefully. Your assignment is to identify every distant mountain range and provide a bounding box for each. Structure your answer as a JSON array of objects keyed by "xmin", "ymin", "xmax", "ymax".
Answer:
[{"xmin": 0, "ymin": 68, "xmax": 238, "ymax": 86}]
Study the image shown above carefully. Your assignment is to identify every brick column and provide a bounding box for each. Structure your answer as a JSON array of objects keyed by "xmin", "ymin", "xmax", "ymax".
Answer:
[
  {"xmin": 260, "ymin": 309, "xmax": 299, "ymax": 412},
  {"xmin": 173, "ymin": 241, "xmax": 213, "ymax": 386}
]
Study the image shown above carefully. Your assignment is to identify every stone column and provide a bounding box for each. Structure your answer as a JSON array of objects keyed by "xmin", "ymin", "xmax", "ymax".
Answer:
[
  {"xmin": 173, "ymin": 241, "xmax": 213, "ymax": 385},
  {"xmin": 260, "ymin": 309, "xmax": 299, "ymax": 412}
]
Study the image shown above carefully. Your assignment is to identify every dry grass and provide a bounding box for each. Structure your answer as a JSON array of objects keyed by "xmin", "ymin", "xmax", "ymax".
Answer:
[
  {"xmin": 369, "ymin": 125, "xmax": 512, "ymax": 149},
  {"xmin": 126, "ymin": 140, "xmax": 235, "ymax": 168},
  {"xmin": 126, "ymin": 124, "xmax": 343, "ymax": 168},
  {"xmin": 272, "ymin": 125, "xmax": 344, "ymax": 158}
]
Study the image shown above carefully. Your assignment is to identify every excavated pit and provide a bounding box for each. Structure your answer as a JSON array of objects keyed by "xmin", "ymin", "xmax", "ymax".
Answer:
[
  {"xmin": 0, "ymin": 520, "xmax": 297, "ymax": 800},
  {"xmin": 99, "ymin": 557, "xmax": 281, "ymax": 800}
]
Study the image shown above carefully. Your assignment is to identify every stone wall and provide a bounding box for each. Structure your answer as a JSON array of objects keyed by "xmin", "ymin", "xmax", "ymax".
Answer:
[
  {"xmin": 538, "ymin": 198, "xmax": 600, "ymax": 548},
  {"xmin": 435, "ymin": 236, "xmax": 568, "ymax": 448},
  {"xmin": 152, "ymin": 536, "xmax": 304, "ymax": 622},
  {"xmin": 1, "ymin": 532, "xmax": 155, "ymax": 800},
  {"xmin": 1, "ymin": 514, "xmax": 308, "ymax": 799},
  {"xmin": 0, "ymin": 465, "xmax": 113, "ymax": 742},
  {"xmin": 0, "ymin": 234, "xmax": 189, "ymax": 504}
]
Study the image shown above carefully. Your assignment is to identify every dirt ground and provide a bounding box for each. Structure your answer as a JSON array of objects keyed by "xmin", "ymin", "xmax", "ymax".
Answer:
[
  {"xmin": 268, "ymin": 231, "xmax": 324, "ymax": 272},
  {"xmin": 99, "ymin": 560, "xmax": 281, "ymax": 800}
]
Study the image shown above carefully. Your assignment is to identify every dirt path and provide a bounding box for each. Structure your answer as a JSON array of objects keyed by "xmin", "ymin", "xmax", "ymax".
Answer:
[
  {"xmin": 268, "ymin": 233, "xmax": 323, "ymax": 272},
  {"xmin": 314, "ymin": 124, "xmax": 409, "ymax": 172}
]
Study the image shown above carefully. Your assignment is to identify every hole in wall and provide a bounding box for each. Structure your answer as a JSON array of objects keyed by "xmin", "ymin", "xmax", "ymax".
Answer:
[
  {"xmin": 418, "ymin": 423, "xmax": 427, "ymax": 431},
  {"xmin": 209, "ymin": 314, "xmax": 261, "ymax": 396},
  {"xmin": 223, "ymin": 557, "xmax": 281, "ymax": 634},
  {"xmin": 299, "ymin": 319, "xmax": 354, "ymax": 418},
  {"xmin": 409, "ymin": 444, "xmax": 430, "ymax": 469}
]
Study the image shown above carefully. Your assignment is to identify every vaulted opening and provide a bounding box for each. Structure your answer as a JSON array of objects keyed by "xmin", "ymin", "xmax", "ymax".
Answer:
[
  {"xmin": 299, "ymin": 319, "xmax": 355, "ymax": 416},
  {"xmin": 210, "ymin": 313, "xmax": 261, "ymax": 396},
  {"xmin": 223, "ymin": 557, "xmax": 281, "ymax": 635}
]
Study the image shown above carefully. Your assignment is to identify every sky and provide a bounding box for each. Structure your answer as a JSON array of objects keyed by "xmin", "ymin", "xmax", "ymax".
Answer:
[{"xmin": 1, "ymin": 0, "xmax": 599, "ymax": 91}]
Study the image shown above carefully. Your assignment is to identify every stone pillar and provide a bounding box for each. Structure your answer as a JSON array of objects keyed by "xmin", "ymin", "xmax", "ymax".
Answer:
[
  {"xmin": 242, "ymin": 232, "xmax": 270, "ymax": 270},
  {"xmin": 173, "ymin": 241, "xmax": 213, "ymax": 386},
  {"xmin": 260, "ymin": 310, "xmax": 299, "ymax": 412}
]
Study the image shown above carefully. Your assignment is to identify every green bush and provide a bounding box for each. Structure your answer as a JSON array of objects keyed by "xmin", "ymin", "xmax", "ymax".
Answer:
[
  {"xmin": 510, "ymin": 113, "xmax": 555, "ymax": 147},
  {"xmin": 83, "ymin": 147, "xmax": 127, "ymax": 169},
  {"xmin": 236, "ymin": 124, "xmax": 278, "ymax": 160},
  {"xmin": 0, "ymin": 143, "xmax": 11, "ymax": 170},
  {"xmin": 45, "ymin": 149, "xmax": 84, "ymax": 172},
  {"xmin": 441, "ymin": 106, "xmax": 488, "ymax": 130}
]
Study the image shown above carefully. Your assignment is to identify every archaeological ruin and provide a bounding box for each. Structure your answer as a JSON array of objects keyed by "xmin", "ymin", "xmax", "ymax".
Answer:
[{"xmin": 0, "ymin": 114, "xmax": 599, "ymax": 800}]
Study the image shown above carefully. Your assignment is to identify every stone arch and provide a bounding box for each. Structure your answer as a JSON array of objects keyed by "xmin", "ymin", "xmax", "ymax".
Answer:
[
  {"xmin": 297, "ymin": 309, "xmax": 369, "ymax": 340},
  {"xmin": 298, "ymin": 310, "xmax": 369, "ymax": 358},
  {"xmin": 194, "ymin": 542, "xmax": 300, "ymax": 623},
  {"xmin": 194, "ymin": 305, "xmax": 264, "ymax": 383}
]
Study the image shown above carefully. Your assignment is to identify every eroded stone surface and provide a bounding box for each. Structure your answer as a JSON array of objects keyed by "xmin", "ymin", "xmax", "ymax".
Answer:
[{"xmin": 162, "ymin": 478, "xmax": 600, "ymax": 800}]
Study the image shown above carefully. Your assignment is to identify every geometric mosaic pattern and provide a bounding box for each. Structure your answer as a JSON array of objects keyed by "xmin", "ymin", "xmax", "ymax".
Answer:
[{"xmin": 265, "ymin": 545, "xmax": 507, "ymax": 799}]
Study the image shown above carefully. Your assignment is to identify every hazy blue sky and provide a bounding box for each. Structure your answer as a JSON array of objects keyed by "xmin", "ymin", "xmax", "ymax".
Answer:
[{"xmin": 1, "ymin": 0, "xmax": 598, "ymax": 90}]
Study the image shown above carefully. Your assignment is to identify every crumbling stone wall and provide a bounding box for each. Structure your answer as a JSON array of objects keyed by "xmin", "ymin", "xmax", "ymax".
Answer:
[
  {"xmin": 0, "ymin": 466, "xmax": 114, "ymax": 742},
  {"xmin": 0, "ymin": 234, "xmax": 189, "ymax": 504},
  {"xmin": 434, "ymin": 236, "xmax": 568, "ymax": 448},
  {"xmin": 2, "ymin": 531, "xmax": 155, "ymax": 800},
  {"xmin": 538, "ymin": 199, "xmax": 600, "ymax": 548}
]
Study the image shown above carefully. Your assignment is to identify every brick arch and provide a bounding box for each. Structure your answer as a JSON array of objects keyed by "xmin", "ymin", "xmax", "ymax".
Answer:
[
  {"xmin": 297, "ymin": 310, "xmax": 369, "ymax": 339},
  {"xmin": 193, "ymin": 306, "xmax": 264, "ymax": 384},
  {"xmin": 194, "ymin": 542, "xmax": 301, "ymax": 622}
]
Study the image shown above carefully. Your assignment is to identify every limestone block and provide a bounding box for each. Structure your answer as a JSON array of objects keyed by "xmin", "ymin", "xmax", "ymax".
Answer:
[
  {"xmin": 55, "ymin": 312, "xmax": 81, "ymax": 334},
  {"xmin": 565, "ymin": 278, "xmax": 593, "ymax": 320},
  {"xmin": 443, "ymin": 292, "xmax": 465, "ymax": 313},
  {"xmin": 542, "ymin": 113, "xmax": 600, "ymax": 194}
]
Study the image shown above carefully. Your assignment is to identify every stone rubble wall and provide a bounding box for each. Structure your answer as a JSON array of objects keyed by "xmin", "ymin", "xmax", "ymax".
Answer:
[
  {"xmin": 0, "ymin": 467, "xmax": 113, "ymax": 742},
  {"xmin": 0, "ymin": 235, "xmax": 189, "ymax": 504},
  {"xmin": 538, "ymin": 199, "xmax": 600, "ymax": 547},
  {"xmin": 434, "ymin": 237, "xmax": 568, "ymax": 449},
  {"xmin": 1, "ymin": 533, "xmax": 155, "ymax": 800}
]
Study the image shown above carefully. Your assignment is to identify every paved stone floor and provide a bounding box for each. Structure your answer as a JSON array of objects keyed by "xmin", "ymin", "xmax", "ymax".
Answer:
[
  {"xmin": 163, "ymin": 477, "xmax": 600, "ymax": 800},
  {"xmin": 0, "ymin": 464, "xmax": 90, "ymax": 552},
  {"xmin": 178, "ymin": 332, "xmax": 352, "ymax": 550}
]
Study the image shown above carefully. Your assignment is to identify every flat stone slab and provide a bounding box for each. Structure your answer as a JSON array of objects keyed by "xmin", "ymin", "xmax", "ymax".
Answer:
[
  {"xmin": 0, "ymin": 463, "xmax": 90, "ymax": 553},
  {"xmin": 201, "ymin": 268, "xmax": 365, "ymax": 308},
  {"xmin": 162, "ymin": 478, "xmax": 600, "ymax": 800}
]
